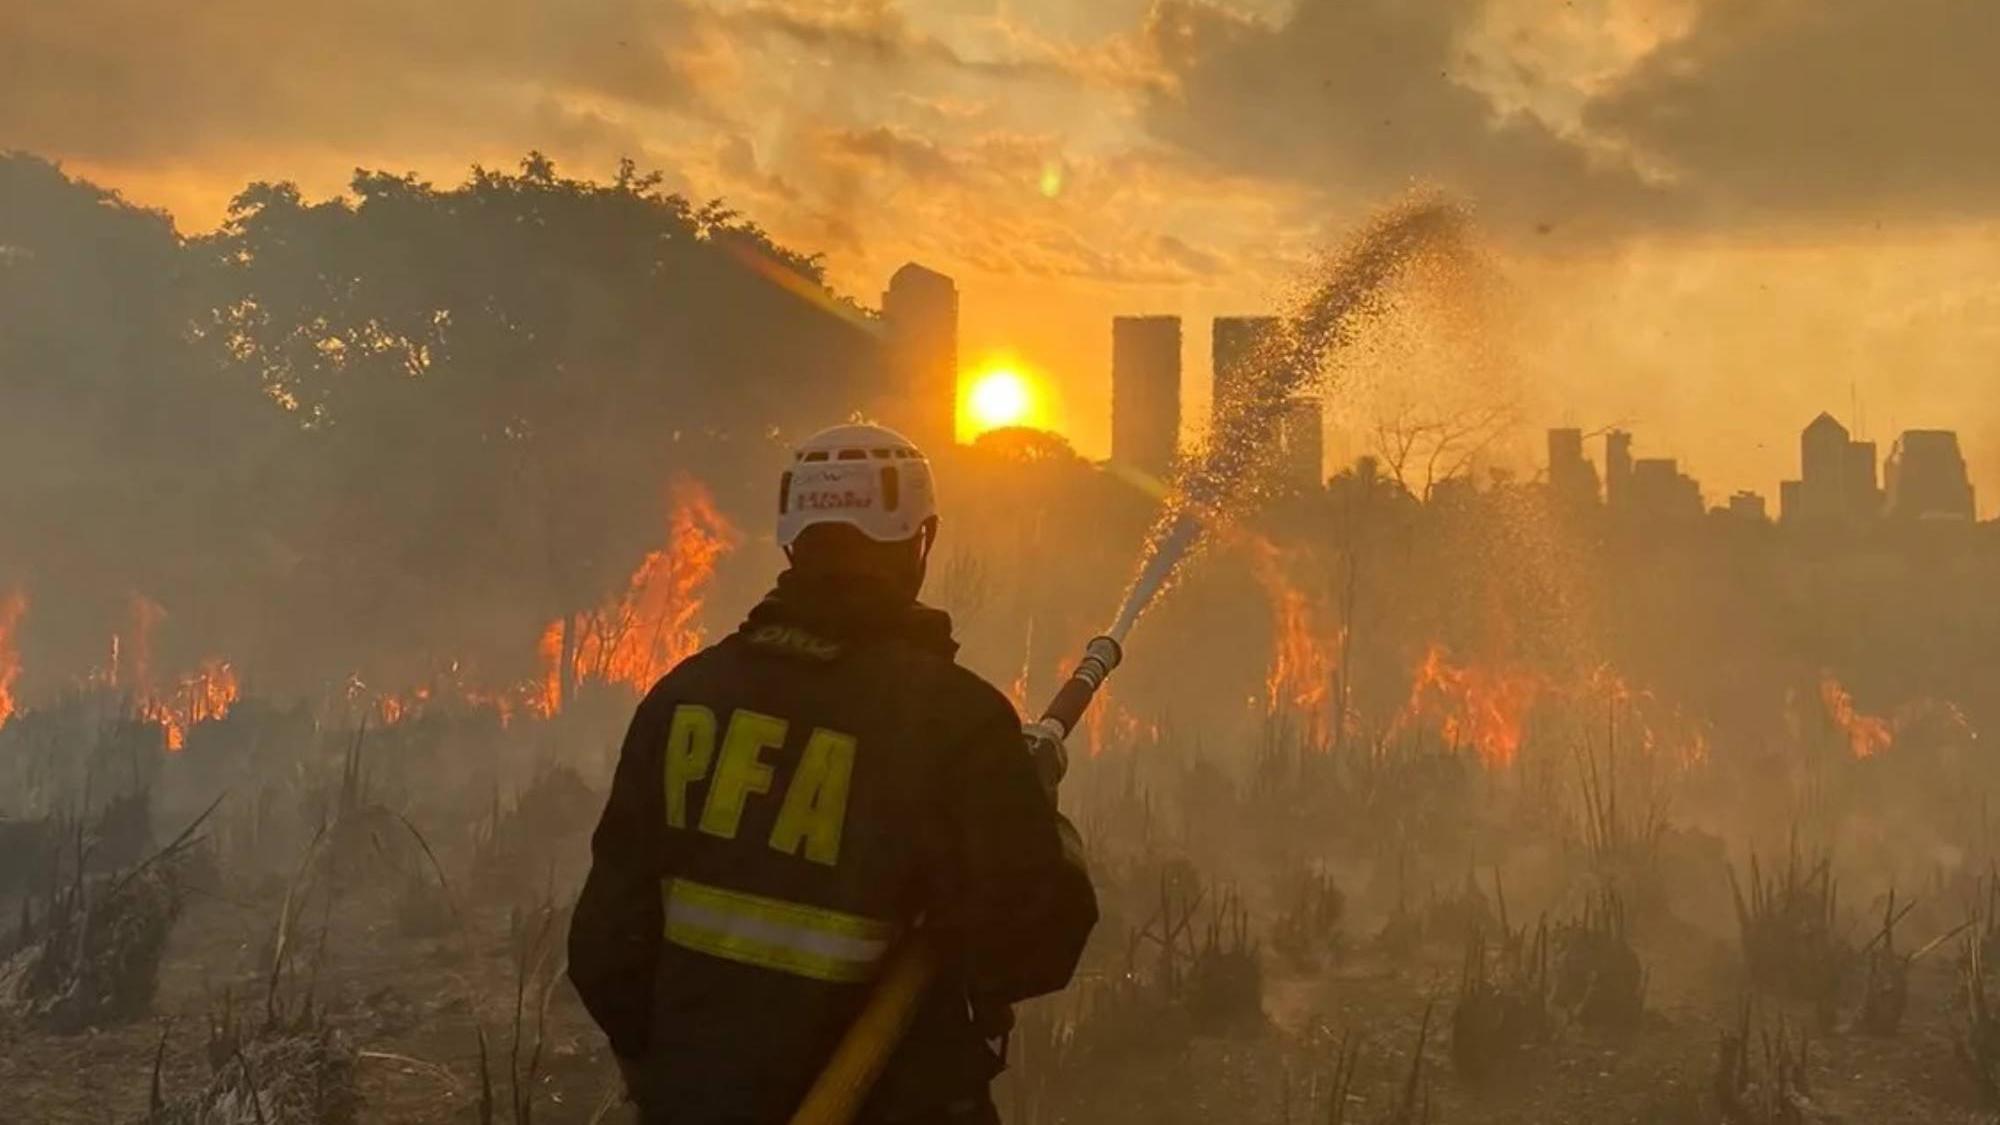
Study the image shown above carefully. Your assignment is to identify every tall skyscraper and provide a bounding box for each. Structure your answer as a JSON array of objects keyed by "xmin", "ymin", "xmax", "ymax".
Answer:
[
  {"xmin": 1886, "ymin": 430, "xmax": 1976, "ymax": 520},
  {"xmin": 1277, "ymin": 397, "xmax": 1325, "ymax": 490},
  {"xmin": 1111, "ymin": 316, "xmax": 1182, "ymax": 478},
  {"xmin": 1845, "ymin": 441, "xmax": 1881, "ymax": 518},
  {"xmin": 1630, "ymin": 458, "xmax": 1703, "ymax": 520},
  {"xmin": 1547, "ymin": 428, "xmax": 1599, "ymax": 508},
  {"xmin": 1782, "ymin": 413, "xmax": 1885, "ymax": 523},
  {"xmin": 881, "ymin": 263, "xmax": 958, "ymax": 450},
  {"xmin": 1605, "ymin": 430, "xmax": 1634, "ymax": 510},
  {"xmin": 1211, "ymin": 316, "xmax": 1281, "ymax": 427},
  {"xmin": 1795, "ymin": 412, "xmax": 1851, "ymax": 521}
]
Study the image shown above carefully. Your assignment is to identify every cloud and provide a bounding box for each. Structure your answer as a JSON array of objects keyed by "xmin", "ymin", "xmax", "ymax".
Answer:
[
  {"xmin": 711, "ymin": 0, "xmax": 1172, "ymax": 96},
  {"xmin": 1131, "ymin": 0, "xmax": 2000, "ymax": 232},
  {"xmin": 770, "ymin": 122, "xmax": 1245, "ymax": 286},
  {"xmin": 1588, "ymin": 0, "xmax": 2000, "ymax": 218},
  {"xmin": 719, "ymin": 0, "xmax": 1069, "ymax": 79},
  {"xmin": 1133, "ymin": 0, "xmax": 1670, "ymax": 234},
  {"xmin": 0, "ymin": 0, "xmax": 722, "ymax": 164},
  {"xmin": 722, "ymin": 0, "xmax": 952, "ymax": 66},
  {"xmin": 818, "ymin": 125, "xmax": 964, "ymax": 184},
  {"xmin": 15, "ymin": 0, "xmax": 2000, "ymax": 260}
]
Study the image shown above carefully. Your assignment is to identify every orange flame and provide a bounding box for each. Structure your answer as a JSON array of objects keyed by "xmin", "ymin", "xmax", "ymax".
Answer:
[
  {"xmin": 1584, "ymin": 664, "xmax": 1709, "ymax": 769},
  {"xmin": 1008, "ymin": 622, "xmax": 1035, "ymax": 715},
  {"xmin": 1820, "ymin": 675, "xmax": 1891, "ymax": 759},
  {"xmin": 1075, "ymin": 675, "xmax": 1155, "ymax": 757},
  {"xmin": 368, "ymin": 479, "xmax": 736, "ymax": 729},
  {"xmin": 544, "ymin": 477, "xmax": 741, "ymax": 710},
  {"xmin": 140, "ymin": 658, "xmax": 241, "ymax": 751},
  {"xmin": 1682, "ymin": 726, "xmax": 1712, "ymax": 769},
  {"xmin": 1585, "ymin": 664, "xmax": 1649, "ymax": 708},
  {"xmin": 531, "ymin": 621, "xmax": 565, "ymax": 718},
  {"xmin": 1081, "ymin": 676, "xmax": 1105, "ymax": 757},
  {"xmin": 371, "ymin": 684, "xmax": 434, "ymax": 726},
  {"xmin": 0, "ymin": 589, "xmax": 26, "ymax": 728},
  {"xmin": 126, "ymin": 594, "xmax": 165, "ymax": 692},
  {"xmin": 373, "ymin": 669, "xmax": 542, "ymax": 728},
  {"xmin": 1394, "ymin": 642, "xmax": 1542, "ymax": 768},
  {"xmin": 1249, "ymin": 540, "xmax": 1337, "ymax": 746}
]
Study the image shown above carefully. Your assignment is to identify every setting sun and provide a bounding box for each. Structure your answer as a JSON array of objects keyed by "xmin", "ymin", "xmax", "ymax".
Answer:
[{"xmin": 960, "ymin": 362, "xmax": 1052, "ymax": 440}]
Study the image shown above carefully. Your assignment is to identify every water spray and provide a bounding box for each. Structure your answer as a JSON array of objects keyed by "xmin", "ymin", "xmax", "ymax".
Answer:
[
  {"xmin": 790, "ymin": 198, "xmax": 1468, "ymax": 1125},
  {"xmin": 1105, "ymin": 197, "xmax": 1467, "ymax": 646}
]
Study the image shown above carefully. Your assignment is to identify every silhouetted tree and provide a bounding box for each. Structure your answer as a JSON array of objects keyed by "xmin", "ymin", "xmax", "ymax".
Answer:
[{"xmin": 1, "ymin": 152, "xmax": 884, "ymax": 695}]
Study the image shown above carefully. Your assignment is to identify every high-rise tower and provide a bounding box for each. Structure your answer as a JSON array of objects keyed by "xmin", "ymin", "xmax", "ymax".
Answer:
[
  {"xmin": 1111, "ymin": 316, "xmax": 1182, "ymax": 479},
  {"xmin": 881, "ymin": 263, "xmax": 958, "ymax": 449}
]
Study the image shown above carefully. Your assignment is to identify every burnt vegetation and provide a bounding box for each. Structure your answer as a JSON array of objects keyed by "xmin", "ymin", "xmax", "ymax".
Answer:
[
  {"xmin": 1729, "ymin": 843, "xmax": 1849, "ymax": 1024},
  {"xmin": 5, "ymin": 150, "xmax": 2000, "ymax": 1124}
]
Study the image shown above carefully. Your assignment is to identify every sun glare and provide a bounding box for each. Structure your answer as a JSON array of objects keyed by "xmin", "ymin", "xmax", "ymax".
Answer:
[{"xmin": 962, "ymin": 365, "xmax": 1041, "ymax": 438}]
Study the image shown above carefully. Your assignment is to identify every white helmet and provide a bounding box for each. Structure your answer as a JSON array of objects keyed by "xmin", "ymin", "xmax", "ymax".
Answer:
[{"xmin": 777, "ymin": 423, "xmax": 939, "ymax": 547}]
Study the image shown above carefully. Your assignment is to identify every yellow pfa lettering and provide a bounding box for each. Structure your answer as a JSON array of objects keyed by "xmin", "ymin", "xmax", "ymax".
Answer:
[
  {"xmin": 666, "ymin": 706, "xmax": 861, "ymax": 865},
  {"xmin": 768, "ymin": 728, "xmax": 856, "ymax": 866},
  {"xmin": 664, "ymin": 705, "xmax": 717, "ymax": 829},
  {"xmin": 698, "ymin": 710, "xmax": 788, "ymax": 840}
]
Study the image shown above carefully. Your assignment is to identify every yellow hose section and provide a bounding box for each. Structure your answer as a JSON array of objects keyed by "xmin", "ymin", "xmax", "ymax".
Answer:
[{"xmin": 788, "ymin": 935, "xmax": 942, "ymax": 1125}]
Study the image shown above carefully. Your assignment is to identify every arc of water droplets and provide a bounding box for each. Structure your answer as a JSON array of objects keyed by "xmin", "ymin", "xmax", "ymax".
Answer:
[{"xmin": 1106, "ymin": 199, "xmax": 1469, "ymax": 644}]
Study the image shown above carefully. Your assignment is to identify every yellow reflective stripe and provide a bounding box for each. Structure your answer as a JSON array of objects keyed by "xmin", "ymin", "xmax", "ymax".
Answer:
[
  {"xmin": 662, "ymin": 878, "xmax": 893, "ymax": 983},
  {"xmin": 668, "ymin": 878, "xmax": 891, "ymax": 941}
]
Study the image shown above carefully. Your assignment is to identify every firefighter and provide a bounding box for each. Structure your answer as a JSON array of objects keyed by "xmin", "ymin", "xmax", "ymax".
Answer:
[{"xmin": 569, "ymin": 423, "xmax": 1098, "ymax": 1124}]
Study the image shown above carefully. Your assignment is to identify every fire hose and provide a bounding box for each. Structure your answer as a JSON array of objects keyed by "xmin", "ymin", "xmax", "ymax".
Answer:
[{"xmin": 786, "ymin": 634, "xmax": 1123, "ymax": 1125}]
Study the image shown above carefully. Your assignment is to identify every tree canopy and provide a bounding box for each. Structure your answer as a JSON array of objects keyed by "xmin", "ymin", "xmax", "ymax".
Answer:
[{"xmin": 0, "ymin": 151, "xmax": 883, "ymax": 695}]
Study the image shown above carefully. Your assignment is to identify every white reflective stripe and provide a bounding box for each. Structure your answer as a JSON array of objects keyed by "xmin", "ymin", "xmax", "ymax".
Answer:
[{"xmin": 662, "ymin": 877, "xmax": 894, "ymax": 983}]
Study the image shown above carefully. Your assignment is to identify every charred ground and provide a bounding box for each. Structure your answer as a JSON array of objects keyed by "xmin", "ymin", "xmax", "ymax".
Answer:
[{"xmin": 8, "ymin": 154, "xmax": 2000, "ymax": 1124}]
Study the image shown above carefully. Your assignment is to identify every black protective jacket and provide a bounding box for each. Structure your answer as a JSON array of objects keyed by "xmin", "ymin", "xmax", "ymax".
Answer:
[{"xmin": 569, "ymin": 570, "xmax": 1098, "ymax": 1123}]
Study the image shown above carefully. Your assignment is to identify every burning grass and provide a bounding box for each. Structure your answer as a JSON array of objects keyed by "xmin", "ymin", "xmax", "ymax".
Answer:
[
  {"xmin": 139, "ymin": 660, "xmax": 242, "ymax": 753},
  {"xmin": 0, "ymin": 588, "xmax": 25, "ymax": 729},
  {"xmin": 1393, "ymin": 644, "xmax": 1541, "ymax": 771},
  {"xmin": 540, "ymin": 477, "xmax": 740, "ymax": 715},
  {"xmin": 1251, "ymin": 538, "xmax": 1339, "ymax": 749},
  {"xmin": 0, "ymin": 656, "xmax": 1985, "ymax": 1124}
]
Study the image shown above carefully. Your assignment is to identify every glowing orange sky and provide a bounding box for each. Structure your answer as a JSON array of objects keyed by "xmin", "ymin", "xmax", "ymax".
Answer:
[{"xmin": 13, "ymin": 0, "xmax": 2000, "ymax": 510}]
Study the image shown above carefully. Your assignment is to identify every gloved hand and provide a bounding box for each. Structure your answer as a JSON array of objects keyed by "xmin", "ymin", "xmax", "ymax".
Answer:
[{"xmin": 1020, "ymin": 720, "xmax": 1069, "ymax": 801}]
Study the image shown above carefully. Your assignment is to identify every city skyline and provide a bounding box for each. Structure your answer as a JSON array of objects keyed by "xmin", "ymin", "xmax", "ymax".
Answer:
[
  {"xmin": 897, "ymin": 252, "xmax": 1988, "ymax": 517},
  {"xmin": 13, "ymin": 1, "xmax": 2000, "ymax": 513}
]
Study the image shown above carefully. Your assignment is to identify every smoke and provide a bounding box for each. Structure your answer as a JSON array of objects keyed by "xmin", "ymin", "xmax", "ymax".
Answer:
[
  {"xmin": 1590, "ymin": 0, "xmax": 2000, "ymax": 218},
  {"xmin": 1137, "ymin": 0, "xmax": 1671, "ymax": 235},
  {"xmin": 1109, "ymin": 198, "xmax": 1471, "ymax": 641},
  {"xmin": 0, "ymin": 0, "xmax": 719, "ymax": 166},
  {"xmin": 11, "ymin": 0, "xmax": 2000, "ymax": 247},
  {"xmin": 1139, "ymin": 0, "xmax": 2000, "ymax": 230}
]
